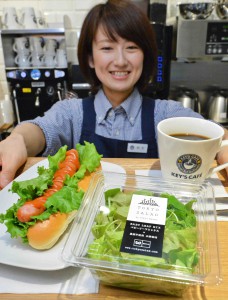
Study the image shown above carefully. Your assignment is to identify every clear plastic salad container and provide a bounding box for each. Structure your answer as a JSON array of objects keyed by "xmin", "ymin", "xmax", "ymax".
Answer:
[{"xmin": 62, "ymin": 171, "xmax": 221, "ymax": 296}]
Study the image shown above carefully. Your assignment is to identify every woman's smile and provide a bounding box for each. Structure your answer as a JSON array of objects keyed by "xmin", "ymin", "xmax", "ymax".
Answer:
[
  {"xmin": 110, "ymin": 71, "xmax": 130, "ymax": 78},
  {"xmin": 89, "ymin": 25, "xmax": 144, "ymax": 105}
]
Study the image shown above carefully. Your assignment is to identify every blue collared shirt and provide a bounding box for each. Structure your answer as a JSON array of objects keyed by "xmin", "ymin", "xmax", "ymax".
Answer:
[{"xmin": 25, "ymin": 88, "xmax": 203, "ymax": 156}]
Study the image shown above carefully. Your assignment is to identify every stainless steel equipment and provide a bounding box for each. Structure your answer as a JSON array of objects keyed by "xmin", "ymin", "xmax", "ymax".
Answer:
[
  {"xmin": 216, "ymin": 0, "xmax": 228, "ymax": 19},
  {"xmin": 207, "ymin": 89, "xmax": 228, "ymax": 123},
  {"xmin": 176, "ymin": 88, "xmax": 201, "ymax": 113},
  {"xmin": 178, "ymin": 2, "xmax": 216, "ymax": 20},
  {"xmin": 176, "ymin": 18, "xmax": 228, "ymax": 59}
]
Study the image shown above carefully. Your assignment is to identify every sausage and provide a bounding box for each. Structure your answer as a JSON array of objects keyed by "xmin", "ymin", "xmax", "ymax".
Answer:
[{"xmin": 17, "ymin": 149, "xmax": 80, "ymax": 222}]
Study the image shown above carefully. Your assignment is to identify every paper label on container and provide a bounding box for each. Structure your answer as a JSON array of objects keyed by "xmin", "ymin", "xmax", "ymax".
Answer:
[{"xmin": 120, "ymin": 194, "xmax": 167, "ymax": 257}]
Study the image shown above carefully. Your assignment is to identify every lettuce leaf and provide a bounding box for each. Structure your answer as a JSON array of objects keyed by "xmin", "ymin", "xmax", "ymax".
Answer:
[
  {"xmin": 88, "ymin": 189, "xmax": 199, "ymax": 273},
  {"xmin": 0, "ymin": 142, "xmax": 102, "ymax": 244},
  {"xmin": 10, "ymin": 145, "xmax": 68, "ymax": 201}
]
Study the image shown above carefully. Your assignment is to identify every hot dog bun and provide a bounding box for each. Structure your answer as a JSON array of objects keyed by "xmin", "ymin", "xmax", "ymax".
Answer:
[
  {"xmin": 27, "ymin": 210, "xmax": 77, "ymax": 250},
  {"xmin": 26, "ymin": 168, "xmax": 100, "ymax": 250}
]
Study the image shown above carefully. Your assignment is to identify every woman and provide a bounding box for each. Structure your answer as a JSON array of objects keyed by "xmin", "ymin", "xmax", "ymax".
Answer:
[{"xmin": 0, "ymin": 0, "xmax": 227, "ymax": 188}]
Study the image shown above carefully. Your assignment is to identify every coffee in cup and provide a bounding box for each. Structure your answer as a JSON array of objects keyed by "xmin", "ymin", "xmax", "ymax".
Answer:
[{"xmin": 157, "ymin": 117, "xmax": 228, "ymax": 183}]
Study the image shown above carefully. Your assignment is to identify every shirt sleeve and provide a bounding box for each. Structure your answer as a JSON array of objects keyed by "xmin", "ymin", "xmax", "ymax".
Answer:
[{"xmin": 22, "ymin": 98, "xmax": 83, "ymax": 156}]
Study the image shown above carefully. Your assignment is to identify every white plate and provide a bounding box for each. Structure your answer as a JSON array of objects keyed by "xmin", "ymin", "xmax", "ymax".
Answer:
[{"xmin": 0, "ymin": 159, "xmax": 125, "ymax": 270}]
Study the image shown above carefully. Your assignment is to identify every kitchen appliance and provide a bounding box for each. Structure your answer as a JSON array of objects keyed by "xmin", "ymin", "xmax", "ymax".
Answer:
[
  {"xmin": 1, "ymin": 28, "xmax": 68, "ymax": 124},
  {"xmin": 6, "ymin": 68, "xmax": 68, "ymax": 123},
  {"xmin": 72, "ymin": 23, "xmax": 173, "ymax": 100},
  {"xmin": 149, "ymin": 0, "xmax": 168, "ymax": 24},
  {"xmin": 178, "ymin": 2, "xmax": 216, "ymax": 20},
  {"xmin": 176, "ymin": 18, "xmax": 228, "ymax": 59},
  {"xmin": 176, "ymin": 88, "xmax": 201, "ymax": 112},
  {"xmin": 207, "ymin": 89, "xmax": 228, "ymax": 123},
  {"xmin": 216, "ymin": 0, "xmax": 228, "ymax": 19}
]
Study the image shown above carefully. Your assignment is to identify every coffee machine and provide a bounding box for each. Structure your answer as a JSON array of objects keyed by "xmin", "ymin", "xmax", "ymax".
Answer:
[
  {"xmin": 1, "ymin": 28, "xmax": 68, "ymax": 124},
  {"xmin": 170, "ymin": 2, "xmax": 228, "ymax": 122},
  {"xmin": 176, "ymin": 1, "xmax": 228, "ymax": 59},
  {"xmin": 6, "ymin": 68, "xmax": 67, "ymax": 123},
  {"xmin": 176, "ymin": 19, "xmax": 228, "ymax": 59}
]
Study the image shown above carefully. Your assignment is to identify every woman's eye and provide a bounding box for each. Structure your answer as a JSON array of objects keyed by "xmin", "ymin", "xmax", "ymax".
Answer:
[
  {"xmin": 127, "ymin": 45, "xmax": 139, "ymax": 50},
  {"xmin": 101, "ymin": 46, "xmax": 112, "ymax": 50}
]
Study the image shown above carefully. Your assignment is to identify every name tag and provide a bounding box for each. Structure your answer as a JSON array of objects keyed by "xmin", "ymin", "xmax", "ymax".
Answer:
[{"xmin": 127, "ymin": 143, "xmax": 148, "ymax": 153}]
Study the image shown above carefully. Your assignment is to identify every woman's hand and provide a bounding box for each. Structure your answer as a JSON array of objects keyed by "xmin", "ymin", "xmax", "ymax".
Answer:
[
  {"xmin": 0, "ymin": 122, "xmax": 46, "ymax": 189},
  {"xmin": 0, "ymin": 133, "xmax": 28, "ymax": 189}
]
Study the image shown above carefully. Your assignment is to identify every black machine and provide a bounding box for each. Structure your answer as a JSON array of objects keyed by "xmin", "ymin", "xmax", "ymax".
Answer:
[
  {"xmin": 71, "ymin": 23, "xmax": 173, "ymax": 100},
  {"xmin": 1, "ymin": 28, "xmax": 68, "ymax": 125},
  {"xmin": 6, "ymin": 68, "xmax": 68, "ymax": 123},
  {"xmin": 144, "ymin": 23, "xmax": 173, "ymax": 99}
]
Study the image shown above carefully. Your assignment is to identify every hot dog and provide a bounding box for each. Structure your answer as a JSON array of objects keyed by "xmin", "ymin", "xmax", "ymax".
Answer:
[{"xmin": 0, "ymin": 142, "xmax": 102, "ymax": 250}]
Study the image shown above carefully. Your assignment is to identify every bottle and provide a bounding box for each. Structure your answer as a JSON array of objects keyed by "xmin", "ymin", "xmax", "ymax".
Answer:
[{"xmin": 0, "ymin": 95, "xmax": 15, "ymax": 130}]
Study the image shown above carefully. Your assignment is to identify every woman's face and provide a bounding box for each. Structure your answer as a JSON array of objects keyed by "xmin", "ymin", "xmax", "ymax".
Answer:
[{"xmin": 89, "ymin": 26, "xmax": 144, "ymax": 105}]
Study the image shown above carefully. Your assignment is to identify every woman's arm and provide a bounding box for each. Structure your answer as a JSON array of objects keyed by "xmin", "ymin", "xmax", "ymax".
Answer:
[
  {"xmin": 11, "ymin": 123, "xmax": 46, "ymax": 156},
  {"xmin": 0, "ymin": 123, "xmax": 45, "ymax": 188}
]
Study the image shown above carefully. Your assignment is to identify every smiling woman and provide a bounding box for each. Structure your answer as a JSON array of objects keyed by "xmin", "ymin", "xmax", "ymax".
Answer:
[
  {"xmin": 77, "ymin": 0, "xmax": 158, "ymax": 97},
  {"xmin": 88, "ymin": 26, "xmax": 144, "ymax": 105}
]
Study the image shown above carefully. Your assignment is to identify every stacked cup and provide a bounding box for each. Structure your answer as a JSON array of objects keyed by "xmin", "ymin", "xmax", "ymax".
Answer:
[
  {"xmin": 42, "ymin": 39, "xmax": 58, "ymax": 68},
  {"xmin": 13, "ymin": 36, "xmax": 67, "ymax": 69},
  {"xmin": 20, "ymin": 7, "xmax": 38, "ymax": 29},
  {"xmin": 2, "ymin": 7, "xmax": 46, "ymax": 29},
  {"xmin": 13, "ymin": 37, "xmax": 30, "ymax": 68},
  {"xmin": 55, "ymin": 49, "xmax": 68, "ymax": 68},
  {"xmin": 29, "ymin": 37, "xmax": 44, "ymax": 67},
  {"xmin": 2, "ymin": 7, "xmax": 22, "ymax": 29},
  {"xmin": 20, "ymin": 7, "xmax": 46, "ymax": 29},
  {"xmin": 42, "ymin": 38, "xmax": 67, "ymax": 68}
]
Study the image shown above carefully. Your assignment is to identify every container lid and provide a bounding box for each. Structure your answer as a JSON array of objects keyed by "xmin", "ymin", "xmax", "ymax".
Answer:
[{"xmin": 62, "ymin": 171, "xmax": 221, "ymax": 287}]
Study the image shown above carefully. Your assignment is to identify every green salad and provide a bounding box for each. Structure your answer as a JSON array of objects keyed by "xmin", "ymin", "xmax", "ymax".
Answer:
[{"xmin": 87, "ymin": 188, "xmax": 199, "ymax": 274}]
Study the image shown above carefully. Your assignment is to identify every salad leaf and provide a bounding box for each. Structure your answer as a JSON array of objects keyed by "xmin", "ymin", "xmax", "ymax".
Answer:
[
  {"xmin": 0, "ymin": 142, "xmax": 102, "ymax": 244},
  {"xmin": 45, "ymin": 186, "xmax": 85, "ymax": 213},
  {"xmin": 76, "ymin": 141, "xmax": 102, "ymax": 174},
  {"xmin": 10, "ymin": 145, "xmax": 68, "ymax": 200},
  {"xmin": 88, "ymin": 189, "xmax": 199, "ymax": 274}
]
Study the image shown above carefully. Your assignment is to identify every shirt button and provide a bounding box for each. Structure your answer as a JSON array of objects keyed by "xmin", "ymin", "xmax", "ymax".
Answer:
[
  {"xmin": 109, "ymin": 111, "xmax": 113, "ymax": 117},
  {"xmin": 115, "ymin": 130, "xmax": 119, "ymax": 136}
]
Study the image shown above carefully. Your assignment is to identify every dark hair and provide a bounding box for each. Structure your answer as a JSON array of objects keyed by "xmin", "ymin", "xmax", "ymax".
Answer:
[{"xmin": 78, "ymin": 0, "xmax": 158, "ymax": 94}]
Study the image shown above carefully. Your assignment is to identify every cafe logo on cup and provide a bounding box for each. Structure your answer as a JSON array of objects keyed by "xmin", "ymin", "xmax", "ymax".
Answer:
[{"xmin": 176, "ymin": 154, "xmax": 202, "ymax": 174}]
